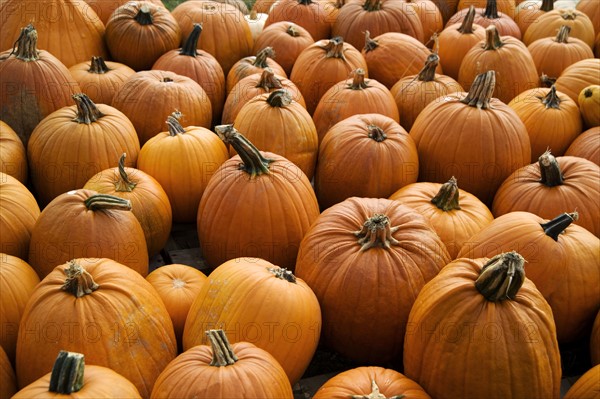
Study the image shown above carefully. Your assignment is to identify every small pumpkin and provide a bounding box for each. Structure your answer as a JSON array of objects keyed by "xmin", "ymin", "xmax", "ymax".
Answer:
[
  {"xmin": 565, "ymin": 126, "xmax": 600, "ymax": 166},
  {"xmin": 579, "ymin": 85, "xmax": 600, "ymax": 127},
  {"xmin": 0, "ymin": 121, "xmax": 27, "ymax": 184},
  {"xmin": 226, "ymin": 47, "xmax": 286, "ymax": 93},
  {"xmin": 524, "ymin": 8, "xmax": 596, "ymax": 47},
  {"xmin": 563, "ymin": 365, "xmax": 600, "ymax": 399},
  {"xmin": 0, "ymin": 346, "xmax": 16, "ymax": 399},
  {"xmin": 554, "ymin": 58, "xmax": 600, "ymax": 105}
]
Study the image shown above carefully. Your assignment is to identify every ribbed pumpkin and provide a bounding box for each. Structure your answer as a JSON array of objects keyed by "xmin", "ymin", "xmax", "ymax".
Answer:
[
  {"xmin": 410, "ymin": 71, "xmax": 531, "ymax": 205},
  {"xmin": 233, "ymin": 90, "xmax": 318, "ymax": 180},
  {"xmin": 390, "ymin": 177, "xmax": 494, "ymax": 259},
  {"xmin": 404, "ymin": 252, "xmax": 561, "ymax": 399},
  {"xmin": 0, "ymin": 346, "xmax": 16, "ymax": 399},
  {"xmin": 27, "ymin": 93, "xmax": 140, "ymax": 207},
  {"xmin": 13, "ymin": 350, "xmax": 142, "ymax": 398},
  {"xmin": 457, "ymin": 0, "xmax": 515, "ymax": 19},
  {"xmin": 434, "ymin": 0, "xmax": 461, "ymax": 23},
  {"xmin": 458, "ymin": 211, "xmax": 600, "ymax": 343},
  {"xmin": 592, "ymin": 311, "xmax": 600, "ymax": 366},
  {"xmin": 264, "ymin": 0, "xmax": 332, "ymax": 40},
  {"xmin": 152, "ymin": 330, "xmax": 293, "ymax": 398},
  {"xmin": 28, "ymin": 191, "xmax": 149, "ymax": 278},
  {"xmin": 404, "ymin": 0, "xmax": 444, "ymax": 46},
  {"xmin": 313, "ymin": 367, "xmax": 431, "ymax": 399},
  {"xmin": 15, "ymin": 258, "xmax": 176, "ymax": 398},
  {"xmin": 0, "ymin": 121, "xmax": 27, "ymax": 184},
  {"xmin": 391, "ymin": 53, "xmax": 463, "ymax": 131},
  {"xmin": 565, "ymin": 126, "xmax": 600, "ymax": 166},
  {"xmin": 508, "ymin": 85, "xmax": 582, "ymax": 162},
  {"xmin": 83, "ymin": 153, "xmax": 173, "ymax": 257},
  {"xmin": 0, "ymin": 173, "xmax": 40, "ymax": 260},
  {"xmin": 564, "ymin": 365, "xmax": 600, "ymax": 399},
  {"xmin": 458, "ymin": 25, "xmax": 538, "ymax": 104},
  {"xmin": 290, "ymin": 37, "xmax": 368, "ymax": 114},
  {"xmin": 137, "ymin": 113, "xmax": 229, "ymax": 223},
  {"xmin": 69, "ymin": 57, "xmax": 136, "ymax": 106},
  {"xmin": 182, "ymin": 259, "xmax": 321, "ymax": 385},
  {"xmin": 226, "ymin": 47, "xmax": 287, "ymax": 93},
  {"xmin": 514, "ymin": 0, "xmax": 557, "ymax": 36},
  {"xmin": 448, "ymin": 0, "xmax": 521, "ymax": 38},
  {"xmin": 313, "ymin": 69, "xmax": 399, "ymax": 141},
  {"xmin": 492, "ymin": 151, "xmax": 600, "ymax": 237},
  {"xmin": 579, "ymin": 85, "xmax": 600, "ymax": 127},
  {"xmin": 314, "ymin": 114, "xmax": 419, "ymax": 210},
  {"xmin": 295, "ymin": 198, "xmax": 450, "ymax": 365},
  {"xmin": 111, "ymin": 70, "xmax": 212, "ymax": 145},
  {"xmin": 524, "ymin": 8, "xmax": 595, "ymax": 47},
  {"xmin": 577, "ymin": 0, "xmax": 600, "ymax": 36},
  {"xmin": 555, "ymin": 58, "xmax": 600, "ymax": 105},
  {"xmin": 84, "ymin": 0, "xmax": 166, "ymax": 25},
  {"xmin": 197, "ymin": 125, "xmax": 320, "ymax": 270},
  {"xmin": 245, "ymin": 11, "xmax": 269, "ymax": 41},
  {"xmin": 0, "ymin": 254, "xmax": 40, "ymax": 365},
  {"xmin": 0, "ymin": 25, "xmax": 80, "ymax": 147}
]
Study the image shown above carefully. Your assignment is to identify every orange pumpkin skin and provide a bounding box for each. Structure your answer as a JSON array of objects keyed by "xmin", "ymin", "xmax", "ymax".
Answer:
[
  {"xmin": 446, "ymin": 5, "xmax": 521, "ymax": 39},
  {"xmin": 555, "ymin": 58, "xmax": 600, "ymax": 106},
  {"xmin": 295, "ymin": 198, "xmax": 450, "ymax": 365},
  {"xmin": 403, "ymin": 255, "xmax": 561, "ymax": 399},
  {"xmin": 563, "ymin": 365, "xmax": 600, "ymax": 399},
  {"xmin": 577, "ymin": 0, "xmax": 600, "ymax": 36},
  {"xmin": 0, "ymin": 254, "xmax": 40, "ymax": 364},
  {"xmin": 524, "ymin": 8, "xmax": 596, "ymax": 47},
  {"xmin": 0, "ymin": 345, "xmax": 16, "ymax": 399},
  {"xmin": 565, "ymin": 126, "xmax": 600, "ymax": 166},
  {"xmin": 15, "ymin": 258, "xmax": 176, "ymax": 398},
  {"xmin": 264, "ymin": 0, "xmax": 332, "ymax": 41},
  {"xmin": 0, "ymin": 173, "xmax": 40, "ymax": 260},
  {"xmin": 27, "ymin": 190, "xmax": 149, "ymax": 278},
  {"xmin": 0, "ymin": 121, "xmax": 27, "ymax": 184},
  {"xmin": 226, "ymin": 48, "xmax": 287, "ymax": 93},
  {"xmin": 84, "ymin": 0, "xmax": 166, "ymax": 25},
  {"xmin": 592, "ymin": 311, "xmax": 600, "ymax": 366},
  {"xmin": 405, "ymin": 0, "xmax": 444, "ymax": 46},
  {"xmin": 69, "ymin": 57, "xmax": 136, "ymax": 106}
]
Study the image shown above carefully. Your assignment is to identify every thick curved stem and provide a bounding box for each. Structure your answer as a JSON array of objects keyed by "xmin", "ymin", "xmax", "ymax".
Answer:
[
  {"xmin": 354, "ymin": 214, "xmax": 400, "ymax": 251},
  {"xmin": 180, "ymin": 23, "xmax": 202, "ymax": 57},
  {"xmin": 6, "ymin": 24, "xmax": 39, "ymax": 61},
  {"xmin": 541, "ymin": 212, "xmax": 578, "ymax": 241},
  {"xmin": 267, "ymin": 89, "xmax": 293, "ymax": 107},
  {"xmin": 555, "ymin": 25, "xmax": 571, "ymax": 44},
  {"xmin": 431, "ymin": 176, "xmax": 461, "ymax": 211},
  {"xmin": 461, "ymin": 70, "xmax": 496, "ymax": 109},
  {"xmin": 475, "ymin": 251, "xmax": 525, "ymax": 301},
  {"xmin": 253, "ymin": 47, "xmax": 276, "ymax": 68},
  {"xmin": 348, "ymin": 68, "xmax": 368, "ymax": 89},
  {"xmin": 49, "ymin": 351, "xmax": 85, "ymax": 394},
  {"xmin": 167, "ymin": 111, "xmax": 186, "ymax": 136},
  {"xmin": 72, "ymin": 93, "xmax": 103, "ymax": 124},
  {"xmin": 61, "ymin": 261, "xmax": 99, "ymax": 298},
  {"xmin": 207, "ymin": 330, "xmax": 238, "ymax": 366},
  {"xmin": 538, "ymin": 150, "xmax": 564, "ymax": 186},
  {"xmin": 321, "ymin": 36, "xmax": 346, "ymax": 59},
  {"xmin": 88, "ymin": 56, "xmax": 111, "ymax": 74},
  {"xmin": 267, "ymin": 267, "xmax": 297, "ymax": 283},
  {"xmin": 114, "ymin": 153, "xmax": 137, "ymax": 192},
  {"xmin": 417, "ymin": 53, "xmax": 440, "ymax": 82},
  {"xmin": 482, "ymin": 0, "xmax": 499, "ymax": 19},
  {"xmin": 364, "ymin": 30, "xmax": 378, "ymax": 52},
  {"xmin": 458, "ymin": 6, "xmax": 477, "ymax": 34},
  {"xmin": 214, "ymin": 124, "xmax": 272, "ymax": 177},
  {"xmin": 483, "ymin": 25, "xmax": 503, "ymax": 50},
  {"xmin": 255, "ymin": 68, "xmax": 284, "ymax": 91},
  {"xmin": 84, "ymin": 193, "xmax": 132, "ymax": 211}
]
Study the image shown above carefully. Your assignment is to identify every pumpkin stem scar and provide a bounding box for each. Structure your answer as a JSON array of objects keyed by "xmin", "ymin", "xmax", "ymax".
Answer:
[
  {"xmin": 350, "ymin": 379, "xmax": 406, "ymax": 399},
  {"xmin": 354, "ymin": 214, "xmax": 400, "ymax": 251}
]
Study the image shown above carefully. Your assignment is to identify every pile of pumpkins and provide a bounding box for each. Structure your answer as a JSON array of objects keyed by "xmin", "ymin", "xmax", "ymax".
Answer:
[{"xmin": 0, "ymin": 0, "xmax": 599, "ymax": 397}]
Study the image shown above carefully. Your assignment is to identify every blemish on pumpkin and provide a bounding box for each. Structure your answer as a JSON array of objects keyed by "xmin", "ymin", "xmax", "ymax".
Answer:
[{"xmin": 172, "ymin": 278, "xmax": 186, "ymax": 289}]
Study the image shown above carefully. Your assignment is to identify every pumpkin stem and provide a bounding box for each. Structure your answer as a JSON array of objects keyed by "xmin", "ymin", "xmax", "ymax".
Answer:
[
  {"xmin": 214, "ymin": 124, "xmax": 272, "ymax": 177},
  {"xmin": 431, "ymin": 176, "xmax": 461, "ymax": 211},
  {"xmin": 348, "ymin": 68, "xmax": 368, "ymax": 89},
  {"xmin": 541, "ymin": 85, "xmax": 562, "ymax": 109},
  {"xmin": 354, "ymin": 214, "xmax": 401, "ymax": 251},
  {"xmin": 541, "ymin": 212, "xmax": 579, "ymax": 241},
  {"xmin": 49, "ymin": 351, "xmax": 85, "ymax": 394},
  {"xmin": 84, "ymin": 193, "xmax": 132, "ymax": 211},
  {"xmin": 249, "ymin": 9, "xmax": 258, "ymax": 19},
  {"xmin": 166, "ymin": 111, "xmax": 186, "ymax": 136},
  {"xmin": 298, "ymin": 0, "xmax": 314, "ymax": 5},
  {"xmin": 88, "ymin": 56, "xmax": 111, "ymax": 74},
  {"xmin": 72, "ymin": 93, "xmax": 103, "ymax": 124},
  {"xmin": 62, "ymin": 261, "xmax": 99, "ymax": 298},
  {"xmin": 475, "ymin": 251, "xmax": 526, "ymax": 302},
  {"xmin": 540, "ymin": 0, "xmax": 554, "ymax": 12},
  {"xmin": 286, "ymin": 23, "xmax": 300, "ymax": 37},
  {"xmin": 134, "ymin": 3, "xmax": 154, "ymax": 25},
  {"xmin": 583, "ymin": 88, "xmax": 594, "ymax": 98},
  {"xmin": 321, "ymin": 36, "xmax": 346, "ymax": 59},
  {"xmin": 255, "ymin": 68, "xmax": 284, "ymax": 91},
  {"xmin": 363, "ymin": 0, "xmax": 382, "ymax": 11},
  {"xmin": 560, "ymin": 10, "xmax": 578, "ymax": 20},
  {"xmin": 417, "ymin": 53, "xmax": 440, "ymax": 82},
  {"xmin": 482, "ymin": 0, "xmax": 499, "ymax": 19},
  {"xmin": 368, "ymin": 125, "xmax": 387, "ymax": 142},
  {"xmin": 540, "ymin": 73, "xmax": 556, "ymax": 88},
  {"xmin": 5, "ymin": 24, "xmax": 39, "ymax": 62},
  {"xmin": 180, "ymin": 23, "xmax": 202, "ymax": 57},
  {"xmin": 267, "ymin": 267, "xmax": 297, "ymax": 283},
  {"xmin": 351, "ymin": 380, "xmax": 406, "ymax": 399},
  {"xmin": 461, "ymin": 70, "xmax": 496, "ymax": 109},
  {"xmin": 253, "ymin": 47, "xmax": 276, "ymax": 68},
  {"xmin": 538, "ymin": 150, "xmax": 564, "ymax": 186},
  {"xmin": 555, "ymin": 25, "xmax": 571, "ymax": 43},
  {"xmin": 114, "ymin": 153, "xmax": 137, "ymax": 192},
  {"xmin": 207, "ymin": 329, "xmax": 238, "ymax": 366},
  {"xmin": 267, "ymin": 89, "xmax": 293, "ymax": 107},
  {"xmin": 458, "ymin": 6, "xmax": 477, "ymax": 34},
  {"xmin": 364, "ymin": 30, "xmax": 378, "ymax": 52},
  {"xmin": 483, "ymin": 25, "xmax": 503, "ymax": 50}
]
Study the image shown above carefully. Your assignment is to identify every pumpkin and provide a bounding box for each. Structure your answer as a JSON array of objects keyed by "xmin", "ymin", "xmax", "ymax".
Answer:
[
  {"xmin": 565, "ymin": 126, "xmax": 600, "ymax": 166},
  {"xmin": 403, "ymin": 252, "xmax": 561, "ymax": 399},
  {"xmin": 13, "ymin": 350, "xmax": 141, "ymax": 398},
  {"xmin": 437, "ymin": 6, "xmax": 487, "ymax": 80},
  {"xmin": 152, "ymin": 24, "xmax": 226, "ymax": 126},
  {"xmin": 0, "ymin": 173, "xmax": 40, "ymax": 260},
  {"xmin": 592, "ymin": 311, "xmax": 600, "ymax": 366},
  {"xmin": 457, "ymin": 0, "xmax": 515, "ymax": 19},
  {"xmin": 313, "ymin": 367, "xmax": 431, "ymax": 399},
  {"xmin": 0, "ymin": 346, "xmax": 16, "ymax": 399},
  {"xmin": 314, "ymin": 114, "xmax": 419, "ymax": 210},
  {"xmin": 69, "ymin": 57, "xmax": 136, "ymax": 106},
  {"xmin": 391, "ymin": 53, "xmax": 463, "ymax": 131},
  {"xmin": 146, "ymin": 264, "xmax": 207, "ymax": 349},
  {"xmin": 577, "ymin": 0, "xmax": 600, "ymax": 36},
  {"xmin": 245, "ymin": 11, "xmax": 269, "ymax": 41},
  {"xmin": 233, "ymin": 90, "xmax": 318, "ymax": 180},
  {"xmin": 404, "ymin": 0, "xmax": 444, "ymax": 46},
  {"xmin": 152, "ymin": 330, "xmax": 293, "ymax": 398},
  {"xmin": 28, "ymin": 93, "xmax": 140, "ymax": 207},
  {"xmin": 264, "ymin": 0, "xmax": 332, "ymax": 41},
  {"xmin": 28, "ymin": 191, "xmax": 149, "ymax": 278},
  {"xmin": 313, "ymin": 69, "xmax": 400, "ymax": 142},
  {"xmin": 458, "ymin": 25, "xmax": 538, "ymax": 104},
  {"xmin": 389, "ymin": 177, "xmax": 494, "ymax": 259},
  {"xmin": 83, "ymin": 153, "xmax": 173, "ymax": 257},
  {"xmin": 226, "ymin": 47, "xmax": 287, "ymax": 93},
  {"xmin": 410, "ymin": 70, "xmax": 531, "ymax": 205},
  {"xmin": 111, "ymin": 70, "xmax": 212, "ymax": 145},
  {"xmin": 434, "ymin": 0, "xmax": 461, "ymax": 23},
  {"xmin": 458, "ymin": 211, "xmax": 600, "ymax": 343},
  {"xmin": 171, "ymin": 1, "xmax": 253, "ymax": 75},
  {"xmin": 0, "ymin": 25, "xmax": 80, "ymax": 147},
  {"xmin": 290, "ymin": 37, "xmax": 368, "ymax": 114},
  {"xmin": 182, "ymin": 259, "xmax": 321, "ymax": 385},
  {"xmin": 515, "ymin": 0, "xmax": 571, "ymax": 37},
  {"xmin": 295, "ymin": 198, "xmax": 450, "ymax": 364},
  {"xmin": 492, "ymin": 151, "xmax": 600, "ymax": 237},
  {"xmin": 508, "ymin": 85, "xmax": 582, "ymax": 162},
  {"xmin": 563, "ymin": 365, "xmax": 600, "ymax": 399},
  {"xmin": 579, "ymin": 85, "xmax": 600, "ymax": 127},
  {"xmin": 446, "ymin": 0, "xmax": 521, "ymax": 39},
  {"xmin": 252, "ymin": 0, "xmax": 279, "ymax": 13},
  {"xmin": 213, "ymin": 0, "xmax": 250, "ymax": 13},
  {"xmin": 332, "ymin": 0, "xmax": 425, "ymax": 48},
  {"xmin": 555, "ymin": 58, "xmax": 600, "ymax": 105},
  {"xmin": 0, "ymin": 121, "xmax": 27, "ymax": 184},
  {"xmin": 524, "ymin": 8, "xmax": 596, "ymax": 47},
  {"xmin": 197, "ymin": 125, "xmax": 320, "ymax": 270},
  {"xmin": 15, "ymin": 258, "xmax": 176, "ymax": 398},
  {"xmin": 0, "ymin": 254, "xmax": 40, "ymax": 364},
  {"xmin": 252, "ymin": 22, "xmax": 315, "ymax": 76},
  {"xmin": 84, "ymin": 0, "xmax": 166, "ymax": 25}
]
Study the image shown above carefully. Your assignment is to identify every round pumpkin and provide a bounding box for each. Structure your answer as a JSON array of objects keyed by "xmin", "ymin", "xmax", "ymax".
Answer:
[
  {"xmin": 579, "ymin": 85, "xmax": 600, "ymax": 128},
  {"xmin": 555, "ymin": 58, "xmax": 600, "ymax": 105},
  {"xmin": 226, "ymin": 47, "xmax": 287, "ymax": 93},
  {"xmin": 457, "ymin": 0, "xmax": 515, "ymax": 19},
  {"xmin": 83, "ymin": 0, "xmax": 166, "ymax": 25},
  {"xmin": 69, "ymin": 57, "xmax": 136, "ymax": 106},
  {"xmin": 563, "ymin": 365, "xmax": 600, "ymax": 399},
  {"xmin": 524, "ymin": 8, "xmax": 596, "ymax": 47},
  {"xmin": 264, "ymin": 0, "xmax": 332, "ymax": 41},
  {"xmin": 448, "ymin": 0, "xmax": 521, "ymax": 38},
  {"xmin": 592, "ymin": 311, "xmax": 600, "ymax": 366},
  {"xmin": 0, "ymin": 345, "xmax": 16, "ymax": 399},
  {"xmin": 0, "ymin": 121, "xmax": 27, "ymax": 184},
  {"xmin": 565, "ymin": 126, "xmax": 600, "ymax": 166},
  {"xmin": 577, "ymin": 0, "xmax": 600, "ymax": 36},
  {"xmin": 514, "ymin": 0, "xmax": 558, "ymax": 36},
  {"xmin": 405, "ymin": 0, "xmax": 444, "ymax": 46}
]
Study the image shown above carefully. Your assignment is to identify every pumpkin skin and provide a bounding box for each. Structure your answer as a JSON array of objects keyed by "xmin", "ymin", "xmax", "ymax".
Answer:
[
  {"xmin": 314, "ymin": 114, "xmax": 419, "ymax": 211},
  {"xmin": 458, "ymin": 211, "xmax": 600, "ymax": 343},
  {"xmin": 226, "ymin": 47, "xmax": 287, "ymax": 93},
  {"xmin": 592, "ymin": 311, "xmax": 600, "ymax": 366},
  {"xmin": 405, "ymin": 0, "xmax": 444, "ymax": 46},
  {"xmin": 555, "ymin": 58, "xmax": 600, "ymax": 106},
  {"xmin": 27, "ymin": 190, "xmax": 149, "ymax": 278},
  {"xmin": 403, "ymin": 253, "xmax": 561, "ymax": 399},
  {"xmin": 0, "ymin": 345, "xmax": 16, "ymax": 399},
  {"xmin": 152, "ymin": 330, "xmax": 293, "ymax": 399},
  {"xmin": 69, "ymin": 57, "xmax": 136, "ymax": 106},
  {"xmin": 264, "ymin": 0, "xmax": 332, "ymax": 41},
  {"xmin": 83, "ymin": 0, "xmax": 166, "ymax": 25},
  {"xmin": 563, "ymin": 365, "xmax": 600, "ymax": 399},
  {"xmin": 579, "ymin": 85, "xmax": 600, "ymax": 128},
  {"xmin": 295, "ymin": 198, "xmax": 450, "ymax": 365},
  {"xmin": 0, "ymin": 121, "xmax": 27, "ymax": 184},
  {"xmin": 577, "ymin": 0, "xmax": 600, "ymax": 36},
  {"xmin": 514, "ymin": 0, "xmax": 559, "ymax": 36},
  {"xmin": 524, "ymin": 8, "xmax": 596, "ymax": 47},
  {"xmin": 565, "ymin": 126, "xmax": 600, "ymax": 166},
  {"xmin": 457, "ymin": 0, "xmax": 515, "ymax": 18},
  {"xmin": 0, "ymin": 254, "xmax": 40, "ymax": 364},
  {"xmin": 447, "ymin": 1, "xmax": 521, "ymax": 38},
  {"xmin": 0, "ymin": 173, "xmax": 40, "ymax": 260},
  {"xmin": 245, "ymin": 11, "xmax": 268, "ymax": 41},
  {"xmin": 15, "ymin": 258, "xmax": 177, "ymax": 398}
]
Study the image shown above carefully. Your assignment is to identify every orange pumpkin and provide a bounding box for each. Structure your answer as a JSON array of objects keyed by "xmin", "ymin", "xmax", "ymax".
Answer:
[
  {"xmin": 577, "ymin": 0, "xmax": 599, "ymax": 36},
  {"xmin": 226, "ymin": 47, "xmax": 287, "ymax": 93},
  {"xmin": 515, "ymin": 0, "xmax": 556, "ymax": 36},
  {"xmin": 555, "ymin": 58, "xmax": 600, "ymax": 105},
  {"xmin": 524, "ymin": 8, "xmax": 596, "ymax": 47},
  {"xmin": 565, "ymin": 126, "xmax": 600, "ymax": 166},
  {"xmin": 592, "ymin": 311, "xmax": 600, "ymax": 366},
  {"xmin": 69, "ymin": 57, "xmax": 136, "ymax": 106},
  {"xmin": 264, "ymin": 0, "xmax": 332, "ymax": 41},
  {"xmin": 404, "ymin": 0, "xmax": 444, "ymax": 46},
  {"xmin": 0, "ymin": 121, "xmax": 27, "ymax": 184},
  {"xmin": 448, "ymin": 0, "xmax": 521, "ymax": 38},
  {"xmin": 0, "ymin": 346, "xmax": 16, "ymax": 399},
  {"xmin": 83, "ymin": 0, "xmax": 166, "ymax": 25},
  {"xmin": 457, "ymin": 0, "xmax": 515, "ymax": 19},
  {"xmin": 579, "ymin": 85, "xmax": 600, "ymax": 127},
  {"xmin": 563, "ymin": 365, "xmax": 600, "ymax": 399}
]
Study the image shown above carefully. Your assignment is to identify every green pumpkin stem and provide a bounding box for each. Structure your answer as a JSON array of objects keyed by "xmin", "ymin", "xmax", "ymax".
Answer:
[
  {"xmin": 253, "ymin": 47, "xmax": 275, "ymax": 68},
  {"xmin": 461, "ymin": 70, "xmax": 496, "ymax": 109},
  {"xmin": 538, "ymin": 150, "xmax": 564, "ymax": 186},
  {"xmin": 541, "ymin": 85, "xmax": 562, "ymax": 109},
  {"xmin": 417, "ymin": 53, "xmax": 440, "ymax": 82},
  {"xmin": 207, "ymin": 330, "xmax": 238, "ymax": 366},
  {"xmin": 267, "ymin": 267, "xmax": 297, "ymax": 283},
  {"xmin": 214, "ymin": 124, "xmax": 272, "ymax": 177},
  {"xmin": 541, "ymin": 212, "xmax": 578, "ymax": 241},
  {"xmin": 368, "ymin": 125, "xmax": 387, "ymax": 142},
  {"xmin": 363, "ymin": 0, "xmax": 382, "ymax": 11},
  {"xmin": 364, "ymin": 31, "xmax": 378, "ymax": 52},
  {"xmin": 267, "ymin": 89, "xmax": 293, "ymax": 107},
  {"xmin": 72, "ymin": 93, "xmax": 103, "ymax": 124},
  {"xmin": 180, "ymin": 24, "xmax": 202, "ymax": 57},
  {"xmin": 134, "ymin": 3, "xmax": 154, "ymax": 25},
  {"xmin": 62, "ymin": 261, "xmax": 99, "ymax": 298},
  {"xmin": 88, "ymin": 56, "xmax": 111, "ymax": 74},
  {"xmin": 351, "ymin": 380, "xmax": 406, "ymax": 399},
  {"xmin": 5, "ymin": 24, "xmax": 39, "ymax": 61},
  {"xmin": 255, "ymin": 68, "xmax": 284, "ymax": 91},
  {"xmin": 349, "ymin": 68, "xmax": 368, "ymax": 89},
  {"xmin": 431, "ymin": 176, "xmax": 461, "ymax": 211},
  {"xmin": 555, "ymin": 25, "xmax": 571, "ymax": 43},
  {"xmin": 483, "ymin": 0, "xmax": 499, "ymax": 19},
  {"xmin": 354, "ymin": 214, "xmax": 400, "ymax": 251},
  {"xmin": 475, "ymin": 251, "xmax": 526, "ymax": 301},
  {"xmin": 49, "ymin": 351, "xmax": 85, "ymax": 394},
  {"xmin": 166, "ymin": 111, "xmax": 186, "ymax": 136},
  {"xmin": 540, "ymin": 0, "xmax": 554, "ymax": 12},
  {"xmin": 114, "ymin": 153, "xmax": 137, "ymax": 192},
  {"xmin": 483, "ymin": 25, "xmax": 503, "ymax": 50},
  {"xmin": 84, "ymin": 193, "xmax": 132, "ymax": 211},
  {"xmin": 458, "ymin": 6, "xmax": 477, "ymax": 34},
  {"xmin": 322, "ymin": 36, "xmax": 346, "ymax": 59}
]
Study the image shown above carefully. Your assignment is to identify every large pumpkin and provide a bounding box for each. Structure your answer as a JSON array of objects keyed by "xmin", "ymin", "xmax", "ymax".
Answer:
[
  {"xmin": 69, "ymin": 57, "xmax": 136, "ymax": 106},
  {"xmin": 554, "ymin": 58, "xmax": 600, "ymax": 105},
  {"xmin": 563, "ymin": 365, "xmax": 600, "ymax": 399},
  {"xmin": 264, "ymin": 0, "xmax": 332, "ymax": 40},
  {"xmin": 565, "ymin": 126, "xmax": 600, "ymax": 166},
  {"xmin": 0, "ymin": 346, "xmax": 16, "ymax": 399},
  {"xmin": 0, "ymin": 121, "xmax": 27, "ymax": 184}
]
